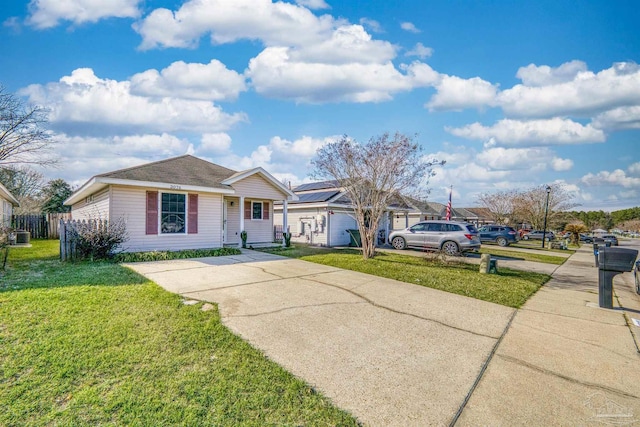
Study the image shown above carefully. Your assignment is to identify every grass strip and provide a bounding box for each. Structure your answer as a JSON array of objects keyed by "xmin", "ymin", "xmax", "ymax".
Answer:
[{"xmin": 262, "ymin": 246, "xmax": 550, "ymax": 308}]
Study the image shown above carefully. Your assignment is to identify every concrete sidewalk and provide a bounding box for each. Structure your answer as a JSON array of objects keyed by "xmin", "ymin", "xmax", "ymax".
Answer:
[{"xmin": 457, "ymin": 243, "xmax": 640, "ymax": 426}]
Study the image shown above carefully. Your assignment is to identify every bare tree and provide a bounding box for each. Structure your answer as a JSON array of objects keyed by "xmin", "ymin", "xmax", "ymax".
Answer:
[
  {"xmin": 0, "ymin": 166, "xmax": 45, "ymax": 214},
  {"xmin": 512, "ymin": 184, "xmax": 578, "ymax": 229},
  {"xmin": 476, "ymin": 189, "xmax": 517, "ymax": 224},
  {"xmin": 0, "ymin": 85, "xmax": 56, "ymax": 167},
  {"xmin": 312, "ymin": 132, "xmax": 443, "ymax": 259}
]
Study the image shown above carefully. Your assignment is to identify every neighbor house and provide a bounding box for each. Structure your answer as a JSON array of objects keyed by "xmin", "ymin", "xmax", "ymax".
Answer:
[
  {"xmin": 273, "ymin": 180, "xmax": 411, "ymax": 247},
  {"xmin": 0, "ymin": 182, "xmax": 19, "ymax": 227},
  {"xmin": 65, "ymin": 155, "xmax": 297, "ymax": 252}
]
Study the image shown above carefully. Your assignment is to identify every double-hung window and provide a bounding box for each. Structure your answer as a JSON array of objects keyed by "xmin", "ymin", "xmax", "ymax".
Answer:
[{"xmin": 161, "ymin": 193, "xmax": 186, "ymax": 233}]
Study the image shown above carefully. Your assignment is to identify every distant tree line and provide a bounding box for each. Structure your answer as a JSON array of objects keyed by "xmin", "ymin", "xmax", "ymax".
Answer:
[{"xmin": 477, "ymin": 186, "xmax": 640, "ymax": 232}]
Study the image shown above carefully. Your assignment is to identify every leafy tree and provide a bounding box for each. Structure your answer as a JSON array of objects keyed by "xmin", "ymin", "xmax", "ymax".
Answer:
[
  {"xmin": 312, "ymin": 132, "xmax": 443, "ymax": 259},
  {"xmin": 564, "ymin": 222, "xmax": 588, "ymax": 244},
  {"xmin": 41, "ymin": 179, "xmax": 73, "ymax": 213},
  {"xmin": 0, "ymin": 85, "xmax": 56, "ymax": 167}
]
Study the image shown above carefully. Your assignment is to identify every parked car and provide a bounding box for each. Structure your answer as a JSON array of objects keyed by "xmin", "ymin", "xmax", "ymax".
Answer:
[
  {"xmin": 521, "ymin": 230, "xmax": 555, "ymax": 241},
  {"xmin": 580, "ymin": 233, "xmax": 593, "ymax": 243},
  {"xmin": 477, "ymin": 225, "xmax": 519, "ymax": 247},
  {"xmin": 601, "ymin": 234, "xmax": 619, "ymax": 246},
  {"xmin": 389, "ymin": 220, "xmax": 481, "ymax": 255}
]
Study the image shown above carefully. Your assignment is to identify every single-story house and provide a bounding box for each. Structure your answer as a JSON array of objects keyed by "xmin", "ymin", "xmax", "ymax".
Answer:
[
  {"xmin": 65, "ymin": 155, "xmax": 297, "ymax": 252},
  {"xmin": 273, "ymin": 181, "xmax": 411, "ymax": 247},
  {"xmin": 0, "ymin": 182, "xmax": 19, "ymax": 228}
]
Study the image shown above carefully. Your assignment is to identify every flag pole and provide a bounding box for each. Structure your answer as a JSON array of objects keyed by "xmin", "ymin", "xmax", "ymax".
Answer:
[{"xmin": 446, "ymin": 185, "xmax": 452, "ymax": 221}]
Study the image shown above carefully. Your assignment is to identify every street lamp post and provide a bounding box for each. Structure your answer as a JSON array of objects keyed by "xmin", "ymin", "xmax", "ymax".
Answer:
[{"xmin": 541, "ymin": 185, "xmax": 551, "ymax": 248}]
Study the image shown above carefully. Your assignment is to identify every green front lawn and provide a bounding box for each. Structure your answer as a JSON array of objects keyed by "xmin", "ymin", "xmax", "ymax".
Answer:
[
  {"xmin": 262, "ymin": 246, "xmax": 550, "ymax": 308},
  {"xmin": 0, "ymin": 241, "xmax": 358, "ymax": 426}
]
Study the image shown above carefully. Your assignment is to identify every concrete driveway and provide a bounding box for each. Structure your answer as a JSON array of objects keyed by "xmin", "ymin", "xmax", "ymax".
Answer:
[{"xmin": 126, "ymin": 250, "xmax": 515, "ymax": 426}]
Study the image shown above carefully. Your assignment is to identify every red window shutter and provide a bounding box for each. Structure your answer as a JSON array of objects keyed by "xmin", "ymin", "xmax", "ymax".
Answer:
[
  {"xmin": 188, "ymin": 194, "xmax": 198, "ymax": 234},
  {"xmin": 146, "ymin": 191, "xmax": 158, "ymax": 235},
  {"xmin": 244, "ymin": 200, "xmax": 251, "ymax": 220},
  {"xmin": 263, "ymin": 201, "xmax": 270, "ymax": 220}
]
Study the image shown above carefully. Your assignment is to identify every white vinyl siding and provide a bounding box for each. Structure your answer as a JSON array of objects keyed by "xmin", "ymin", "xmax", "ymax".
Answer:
[
  {"xmin": 243, "ymin": 199, "xmax": 272, "ymax": 243},
  {"xmin": 111, "ymin": 186, "xmax": 223, "ymax": 252},
  {"xmin": 231, "ymin": 174, "xmax": 287, "ymax": 200},
  {"xmin": 274, "ymin": 207, "xmax": 356, "ymax": 247},
  {"xmin": 231, "ymin": 174, "xmax": 288, "ymax": 244},
  {"xmin": 1, "ymin": 199, "xmax": 12, "ymax": 227},
  {"xmin": 71, "ymin": 188, "xmax": 110, "ymax": 220}
]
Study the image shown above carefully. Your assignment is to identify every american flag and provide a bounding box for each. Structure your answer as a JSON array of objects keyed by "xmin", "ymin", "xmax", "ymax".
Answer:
[{"xmin": 446, "ymin": 187, "xmax": 452, "ymax": 221}]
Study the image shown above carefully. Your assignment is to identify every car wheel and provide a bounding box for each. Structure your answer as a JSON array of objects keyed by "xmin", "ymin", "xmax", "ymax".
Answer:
[
  {"xmin": 391, "ymin": 236, "xmax": 406, "ymax": 250},
  {"xmin": 497, "ymin": 237, "xmax": 508, "ymax": 247},
  {"xmin": 441, "ymin": 241, "xmax": 460, "ymax": 256},
  {"xmin": 523, "ymin": 235, "xmax": 529, "ymax": 240}
]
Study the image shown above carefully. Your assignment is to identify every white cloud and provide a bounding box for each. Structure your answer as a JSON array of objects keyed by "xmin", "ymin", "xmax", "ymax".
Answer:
[
  {"xmin": 581, "ymin": 169, "xmax": 640, "ymax": 188},
  {"xmin": 289, "ymin": 25, "xmax": 397, "ymax": 64},
  {"xmin": 426, "ymin": 75, "xmax": 498, "ymax": 111},
  {"xmin": 20, "ymin": 68, "xmax": 246, "ymax": 135},
  {"xmin": 130, "ymin": 60, "xmax": 247, "ymax": 101},
  {"xmin": 551, "ymin": 157, "xmax": 573, "ymax": 171},
  {"xmin": 246, "ymin": 46, "xmax": 428, "ymax": 103},
  {"xmin": 592, "ymin": 106, "xmax": 640, "ymax": 130},
  {"xmin": 498, "ymin": 61, "xmax": 640, "ymax": 118},
  {"xmin": 515, "ymin": 60, "xmax": 587, "ymax": 87},
  {"xmin": 359, "ymin": 18, "xmax": 383, "ymax": 33},
  {"xmin": 628, "ymin": 162, "xmax": 640, "ymax": 176},
  {"xmin": 447, "ymin": 118, "xmax": 605, "ymax": 146},
  {"xmin": 214, "ymin": 135, "xmax": 335, "ymax": 176},
  {"xmin": 27, "ymin": 0, "xmax": 141, "ymax": 29},
  {"xmin": 400, "ymin": 22, "xmax": 420, "ymax": 33},
  {"xmin": 133, "ymin": 0, "xmax": 337, "ymax": 50},
  {"xmin": 198, "ymin": 133, "xmax": 232, "ymax": 155},
  {"xmin": 296, "ymin": 0, "xmax": 330, "ymax": 9},
  {"xmin": 475, "ymin": 147, "xmax": 557, "ymax": 170},
  {"xmin": 405, "ymin": 42, "xmax": 433, "ymax": 59}
]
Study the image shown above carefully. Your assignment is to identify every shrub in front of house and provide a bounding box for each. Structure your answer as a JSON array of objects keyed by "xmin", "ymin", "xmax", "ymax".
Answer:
[
  {"xmin": 113, "ymin": 247, "xmax": 241, "ymax": 263},
  {"xmin": 72, "ymin": 217, "xmax": 129, "ymax": 261}
]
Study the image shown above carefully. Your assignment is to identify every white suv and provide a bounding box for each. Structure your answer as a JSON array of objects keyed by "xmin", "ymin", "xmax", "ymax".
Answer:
[{"xmin": 389, "ymin": 220, "xmax": 481, "ymax": 255}]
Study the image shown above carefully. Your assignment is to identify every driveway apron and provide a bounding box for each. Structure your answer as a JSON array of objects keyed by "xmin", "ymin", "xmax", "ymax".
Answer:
[{"xmin": 125, "ymin": 250, "xmax": 515, "ymax": 426}]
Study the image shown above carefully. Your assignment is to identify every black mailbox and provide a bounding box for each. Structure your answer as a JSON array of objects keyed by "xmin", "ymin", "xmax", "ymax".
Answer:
[
  {"xmin": 599, "ymin": 247, "xmax": 638, "ymax": 272},
  {"xmin": 597, "ymin": 247, "xmax": 639, "ymax": 308}
]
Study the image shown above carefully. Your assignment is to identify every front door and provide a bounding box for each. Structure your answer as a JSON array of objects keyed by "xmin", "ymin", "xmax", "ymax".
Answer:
[{"xmin": 223, "ymin": 200, "xmax": 228, "ymax": 244}]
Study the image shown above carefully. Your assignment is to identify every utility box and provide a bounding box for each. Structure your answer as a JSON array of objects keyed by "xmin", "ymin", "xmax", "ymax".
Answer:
[{"xmin": 597, "ymin": 247, "xmax": 638, "ymax": 309}]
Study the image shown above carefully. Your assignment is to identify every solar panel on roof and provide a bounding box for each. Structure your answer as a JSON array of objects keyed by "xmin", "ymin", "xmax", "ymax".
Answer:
[
  {"xmin": 293, "ymin": 180, "xmax": 339, "ymax": 192},
  {"xmin": 292, "ymin": 190, "xmax": 340, "ymax": 203}
]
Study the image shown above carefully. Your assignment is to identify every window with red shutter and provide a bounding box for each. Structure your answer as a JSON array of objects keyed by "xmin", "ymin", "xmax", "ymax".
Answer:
[
  {"xmin": 188, "ymin": 194, "xmax": 198, "ymax": 234},
  {"xmin": 146, "ymin": 191, "xmax": 158, "ymax": 235},
  {"xmin": 244, "ymin": 200, "xmax": 251, "ymax": 220},
  {"xmin": 263, "ymin": 201, "xmax": 270, "ymax": 220}
]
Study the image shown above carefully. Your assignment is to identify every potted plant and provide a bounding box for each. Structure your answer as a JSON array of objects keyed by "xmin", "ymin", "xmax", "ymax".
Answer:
[
  {"xmin": 283, "ymin": 231, "xmax": 292, "ymax": 247},
  {"xmin": 240, "ymin": 230, "xmax": 247, "ymax": 248}
]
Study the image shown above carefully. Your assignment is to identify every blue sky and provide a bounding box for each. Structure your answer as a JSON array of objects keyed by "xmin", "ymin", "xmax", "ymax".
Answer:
[{"xmin": 1, "ymin": 0, "xmax": 639, "ymax": 211}]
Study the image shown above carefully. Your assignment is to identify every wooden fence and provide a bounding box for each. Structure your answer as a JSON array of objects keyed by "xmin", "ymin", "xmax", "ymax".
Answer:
[
  {"xmin": 11, "ymin": 213, "xmax": 71, "ymax": 239},
  {"xmin": 59, "ymin": 218, "xmax": 108, "ymax": 261}
]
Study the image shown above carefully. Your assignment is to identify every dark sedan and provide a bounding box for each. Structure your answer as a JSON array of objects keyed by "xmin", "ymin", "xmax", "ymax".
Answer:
[{"xmin": 522, "ymin": 230, "xmax": 555, "ymax": 241}]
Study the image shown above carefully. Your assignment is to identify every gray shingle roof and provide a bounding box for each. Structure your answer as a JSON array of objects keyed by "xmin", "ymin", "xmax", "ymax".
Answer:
[{"xmin": 97, "ymin": 155, "xmax": 237, "ymax": 189}]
